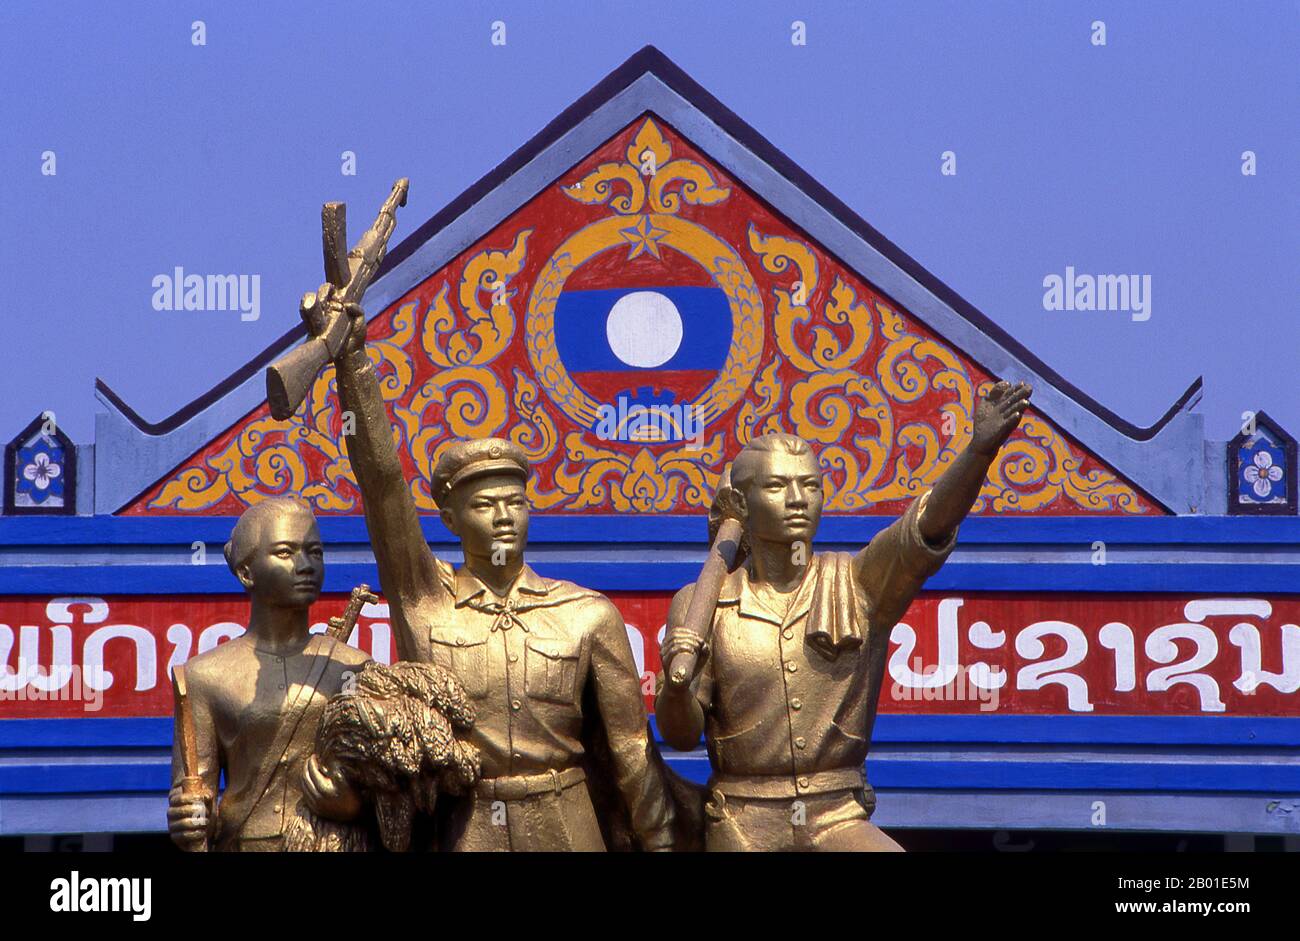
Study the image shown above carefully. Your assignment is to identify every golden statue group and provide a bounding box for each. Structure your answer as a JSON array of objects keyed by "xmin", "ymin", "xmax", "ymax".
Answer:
[{"xmin": 168, "ymin": 181, "xmax": 1032, "ymax": 853}]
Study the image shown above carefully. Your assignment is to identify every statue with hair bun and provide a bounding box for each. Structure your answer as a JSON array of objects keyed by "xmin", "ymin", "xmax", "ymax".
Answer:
[{"xmin": 166, "ymin": 496, "xmax": 372, "ymax": 852}]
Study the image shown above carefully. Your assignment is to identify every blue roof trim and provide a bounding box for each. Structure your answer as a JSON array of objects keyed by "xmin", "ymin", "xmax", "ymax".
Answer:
[
  {"xmin": 2, "ymin": 560, "xmax": 1299, "ymax": 594},
  {"xmin": 4, "ymin": 750, "xmax": 1295, "ymax": 795},
  {"xmin": 7, "ymin": 717, "xmax": 1295, "ymax": 830},
  {"xmin": 85, "ymin": 46, "xmax": 1205, "ymax": 515},
  {"xmin": 8, "ymin": 715, "xmax": 1296, "ymax": 750},
  {"xmin": 871, "ymin": 715, "xmax": 1300, "ymax": 747},
  {"xmin": 4, "ymin": 788, "xmax": 1291, "ymax": 835},
  {"xmin": 7, "ymin": 514, "xmax": 1298, "ymax": 593},
  {"xmin": 0, "ymin": 719, "xmax": 173, "ymax": 748},
  {"xmin": 5, "ymin": 513, "xmax": 1300, "ymax": 545}
]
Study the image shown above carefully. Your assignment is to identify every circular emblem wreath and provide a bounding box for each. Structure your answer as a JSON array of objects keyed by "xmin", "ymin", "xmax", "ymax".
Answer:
[{"xmin": 525, "ymin": 213, "xmax": 765, "ymax": 439}]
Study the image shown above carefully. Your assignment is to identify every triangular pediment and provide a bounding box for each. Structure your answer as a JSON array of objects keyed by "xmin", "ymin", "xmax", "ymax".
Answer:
[{"xmin": 104, "ymin": 47, "xmax": 1198, "ymax": 517}]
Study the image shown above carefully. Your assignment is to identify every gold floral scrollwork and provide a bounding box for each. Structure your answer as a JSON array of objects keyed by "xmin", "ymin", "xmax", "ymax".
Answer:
[
  {"xmin": 397, "ymin": 233, "xmax": 529, "ymax": 508},
  {"xmin": 747, "ymin": 225, "xmax": 819, "ymax": 373},
  {"xmin": 565, "ymin": 117, "xmax": 730, "ymax": 218},
  {"xmin": 981, "ymin": 422, "xmax": 1058, "ymax": 513},
  {"xmin": 150, "ymin": 417, "xmax": 349, "ymax": 513},
  {"xmin": 976, "ymin": 400, "xmax": 1145, "ymax": 514},
  {"xmin": 818, "ymin": 277, "xmax": 873, "ymax": 368},
  {"xmin": 748, "ymin": 226, "xmax": 871, "ymax": 373},
  {"xmin": 407, "ymin": 366, "xmax": 508, "ymax": 447},
  {"xmin": 735, "ymin": 359, "xmax": 785, "ymax": 446},
  {"xmin": 149, "ymin": 306, "xmax": 418, "ymax": 514},
  {"xmin": 508, "ymin": 368, "xmax": 559, "ymax": 464},
  {"xmin": 563, "ymin": 162, "xmax": 646, "ymax": 215},
  {"xmin": 151, "ymin": 466, "xmax": 230, "ymax": 511},
  {"xmin": 820, "ymin": 444, "xmax": 886, "ymax": 512},
  {"xmin": 858, "ymin": 331, "xmax": 974, "ymax": 502},
  {"xmin": 627, "ymin": 119, "xmax": 672, "ymax": 177},
  {"xmin": 423, "ymin": 231, "xmax": 530, "ymax": 368},
  {"xmin": 533, "ymin": 432, "xmax": 725, "ymax": 513},
  {"xmin": 877, "ymin": 334, "xmax": 974, "ymax": 442},
  {"xmin": 647, "ymin": 157, "xmax": 730, "ymax": 214},
  {"xmin": 370, "ymin": 300, "xmax": 418, "ymax": 398},
  {"xmin": 864, "ymin": 422, "xmax": 947, "ymax": 504},
  {"xmin": 875, "ymin": 298, "xmax": 908, "ymax": 340},
  {"xmin": 787, "ymin": 371, "xmax": 894, "ymax": 510}
]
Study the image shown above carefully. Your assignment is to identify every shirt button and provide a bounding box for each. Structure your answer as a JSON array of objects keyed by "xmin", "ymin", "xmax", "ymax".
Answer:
[
  {"xmin": 783, "ymin": 630, "xmax": 793, "ymax": 640},
  {"xmin": 511, "ymin": 699, "xmax": 522, "ymax": 711},
  {"xmin": 509, "ymin": 654, "xmax": 519, "ymax": 663},
  {"xmin": 797, "ymin": 777, "xmax": 810, "ymax": 790},
  {"xmin": 786, "ymin": 662, "xmax": 798, "ymax": 673},
  {"xmin": 273, "ymin": 804, "xmax": 282, "ymax": 813},
  {"xmin": 795, "ymin": 737, "xmax": 806, "ymax": 749},
  {"xmin": 513, "ymin": 752, "xmax": 522, "ymax": 761},
  {"xmin": 456, "ymin": 636, "xmax": 466, "ymax": 646},
  {"xmin": 790, "ymin": 697, "xmax": 803, "ymax": 710}
]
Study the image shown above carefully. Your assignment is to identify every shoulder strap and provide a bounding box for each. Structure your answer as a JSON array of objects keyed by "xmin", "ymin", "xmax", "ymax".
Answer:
[{"xmin": 229, "ymin": 638, "xmax": 338, "ymax": 836}]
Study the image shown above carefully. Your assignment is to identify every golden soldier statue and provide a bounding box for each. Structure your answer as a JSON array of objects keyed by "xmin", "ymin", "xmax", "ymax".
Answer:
[
  {"xmin": 166, "ymin": 497, "xmax": 371, "ymax": 852},
  {"xmin": 252, "ymin": 179, "xmax": 677, "ymax": 850},
  {"xmin": 321, "ymin": 297, "xmax": 676, "ymax": 851},
  {"xmin": 656, "ymin": 380, "xmax": 1033, "ymax": 852}
]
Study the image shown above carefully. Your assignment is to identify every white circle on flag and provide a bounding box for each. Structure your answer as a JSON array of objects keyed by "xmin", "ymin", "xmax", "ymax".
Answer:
[{"xmin": 605, "ymin": 291, "xmax": 683, "ymax": 368}]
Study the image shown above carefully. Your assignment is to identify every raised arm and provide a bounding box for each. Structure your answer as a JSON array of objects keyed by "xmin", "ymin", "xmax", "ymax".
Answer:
[
  {"xmin": 329, "ymin": 301, "xmax": 443, "ymax": 609},
  {"xmin": 587, "ymin": 598, "xmax": 676, "ymax": 850},
  {"xmin": 855, "ymin": 381, "xmax": 1031, "ymax": 630},
  {"xmin": 919, "ymin": 381, "xmax": 1032, "ymax": 544}
]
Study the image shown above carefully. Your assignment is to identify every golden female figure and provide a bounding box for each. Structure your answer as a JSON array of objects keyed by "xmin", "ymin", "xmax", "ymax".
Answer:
[{"xmin": 167, "ymin": 498, "xmax": 370, "ymax": 852}]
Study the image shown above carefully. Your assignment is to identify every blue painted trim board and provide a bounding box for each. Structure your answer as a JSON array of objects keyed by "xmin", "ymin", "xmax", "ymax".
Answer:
[
  {"xmin": 1, "ymin": 560, "xmax": 1297, "ymax": 594},
  {"xmin": 4, "ymin": 514, "xmax": 1300, "ymax": 545},
  {"xmin": 6, "ymin": 715, "xmax": 1297, "ymax": 749}
]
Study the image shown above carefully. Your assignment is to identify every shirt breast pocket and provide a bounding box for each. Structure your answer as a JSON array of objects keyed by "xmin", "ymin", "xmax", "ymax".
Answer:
[
  {"xmin": 524, "ymin": 638, "xmax": 581, "ymax": 706},
  {"xmin": 428, "ymin": 629, "xmax": 489, "ymax": 699}
]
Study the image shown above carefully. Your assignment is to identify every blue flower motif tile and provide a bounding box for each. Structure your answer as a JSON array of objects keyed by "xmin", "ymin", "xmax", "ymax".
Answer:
[
  {"xmin": 15, "ymin": 439, "xmax": 66, "ymax": 506},
  {"xmin": 1228, "ymin": 412, "xmax": 1296, "ymax": 515},
  {"xmin": 4, "ymin": 413, "xmax": 78, "ymax": 515}
]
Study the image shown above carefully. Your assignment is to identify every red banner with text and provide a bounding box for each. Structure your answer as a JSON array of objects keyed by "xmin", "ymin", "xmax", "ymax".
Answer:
[{"xmin": 1, "ymin": 592, "xmax": 1297, "ymax": 718}]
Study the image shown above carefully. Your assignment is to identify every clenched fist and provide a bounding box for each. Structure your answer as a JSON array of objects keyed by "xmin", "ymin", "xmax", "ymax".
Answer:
[{"xmin": 167, "ymin": 783, "xmax": 212, "ymax": 852}]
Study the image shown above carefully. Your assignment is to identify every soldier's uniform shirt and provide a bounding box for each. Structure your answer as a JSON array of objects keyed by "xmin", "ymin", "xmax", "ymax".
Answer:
[
  {"xmin": 398, "ymin": 561, "xmax": 673, "ymax": 852},
  {"xmin": 174, "ymin": 633, "xmax": 370, "ymax": 852},
  {"xmin": 689, "ymin": 490, "xmax": 957, "ymax": 850}
]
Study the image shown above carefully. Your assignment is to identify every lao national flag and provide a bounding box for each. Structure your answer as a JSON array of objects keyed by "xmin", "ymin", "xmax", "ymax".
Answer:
[{"xmin": 553, "ymin": 285, "xmax": 732, "ymax": 441}]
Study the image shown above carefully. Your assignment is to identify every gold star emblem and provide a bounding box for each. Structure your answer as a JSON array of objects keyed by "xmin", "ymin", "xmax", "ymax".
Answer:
[{"xmin": 619, "ymin": 215, "xmax": 670, "ymax": 260}]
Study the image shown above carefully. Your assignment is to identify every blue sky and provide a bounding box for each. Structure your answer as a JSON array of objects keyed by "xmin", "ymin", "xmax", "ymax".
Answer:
[{"xmin": 1, "ymin": 0, "xmax": 1296, "ymax": 447}]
